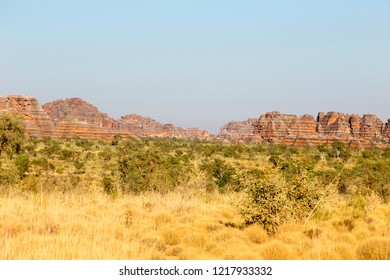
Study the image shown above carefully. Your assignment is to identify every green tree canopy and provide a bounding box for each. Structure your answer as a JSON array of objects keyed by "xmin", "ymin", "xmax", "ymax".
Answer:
[{"xmin": 0, "ymin": 114, "xmax": 25, "ymax": 156}]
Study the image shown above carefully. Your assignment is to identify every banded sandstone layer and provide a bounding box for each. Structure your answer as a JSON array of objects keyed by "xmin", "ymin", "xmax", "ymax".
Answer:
[
  {"xmin": 2, "ymin": 94, "xmax": 389, "ymax": 147},
  {"xmin": 0, "ymin": 95, "xmax": 57, "ymax": 138},
  {"xmin": 219, "ymin": 111, "xmax": 390, "ymax": 148},
  {"xmin": 1, "ymin": 95, "xmax": 210, "ymax": 140}
]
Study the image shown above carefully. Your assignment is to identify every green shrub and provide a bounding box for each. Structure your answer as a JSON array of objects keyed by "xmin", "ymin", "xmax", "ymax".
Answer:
[
  {"xmin": 200, "ymin": 158, "xmax": 241, "ymax": 192},
  {"xmin": 0, "ymin": 114, "xmax": 25, "ymax": 156},
  {"xmin": 31, "ymin": 157, "xmax": 54, "ymax": 173},
  {"xmin": 74, "ymin": 160, "xmax": 85, "ymax": 174},
  {"xmin": 117, "ymin": 139, "xmax": 193, "ymax": 193},
  {"xmin": 60, "ymin": 149, "xmax": 79, "ymax": 161},
  {"xmin": 102, "ymin": 176, "xmax": 116, "ymax": 195},
  {"xmin": 240, "ymin": 171, "xmax": 320, "ymax": 235},
  {"xmin": 15, "ymin": 154, "xmax": 30, "ymax": 177},
  {"xmin": 43, "ymin": 141, "xmax": 61, "ymax": 156}
]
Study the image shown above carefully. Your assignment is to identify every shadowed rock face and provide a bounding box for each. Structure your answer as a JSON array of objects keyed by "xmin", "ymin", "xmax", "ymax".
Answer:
[
  {"xmin": 218, "ymin": 118, "xmax": 258, "ymax": 141},
  {"xmin": 383, "ymin": 120, "xmax": 390, "ymax": 139},
  {"xmin": 220, "ymin": 111, "xmax": 390, "ymax": 148}
]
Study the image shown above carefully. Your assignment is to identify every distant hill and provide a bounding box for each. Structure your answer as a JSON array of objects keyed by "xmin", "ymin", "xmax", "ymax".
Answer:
[
  {"xmin": 1, "ymin": 94, "xmax": 389, "ymax": 147},
  {"xmin": 0, "ymin": 95, "xmax": 210, "ymax": 140}
]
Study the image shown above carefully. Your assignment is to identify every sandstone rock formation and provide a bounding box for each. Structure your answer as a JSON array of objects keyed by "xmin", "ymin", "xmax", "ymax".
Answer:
[
  {"xmin": 42, "ymin": 97, "xmax": 210, "ymax": 139},
  {"xmin": 220, "ymin": 111, "xmax": 389, "ymax": 148},
  {"xmin": 0, "ymin": 95, "xmax": 57, "ymax": 138},
  {"xmin": 218, "ymin": 118, "xmax": 258, "ymax": 141},
  {"xmin": 2, "ymin": 94, "xmax": 388, "ymax": 147},
  {"xmin": 118, "ymin": 114, "xmax": 209, "ymax": 138},
  {"xmin": 383, "ymin": 120, "xmax": 390, "ymax": 139},
  {"xmin": 42, "ymin": 97, "xmax": 116, "ymax": 128}
]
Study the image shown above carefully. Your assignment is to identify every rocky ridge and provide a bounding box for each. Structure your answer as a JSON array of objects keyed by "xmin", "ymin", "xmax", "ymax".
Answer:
[
  {"xmin": 1, "ymin": 95, "xmax": 210, "ymax": 140},
  {"xmin": 220, "ymin": 111, "xmax": 390, "ymax": 148},
  {"xmin": 2, "ymin": 94, "xmax": 389, "ymax": 147},
  {"xmin": 0, "ymin": 95, "xmax": 57, "ymax": 138}
]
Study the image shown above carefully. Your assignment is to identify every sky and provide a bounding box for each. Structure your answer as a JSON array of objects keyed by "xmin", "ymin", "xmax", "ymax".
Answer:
[{"xmin": 0, "ymin": 0, "xmax": 389, "ymax": 133}]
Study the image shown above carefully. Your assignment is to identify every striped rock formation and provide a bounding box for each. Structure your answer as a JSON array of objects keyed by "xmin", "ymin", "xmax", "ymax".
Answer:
[
  {"xmin": 0, "ymin": 95, "xmax": 57, "ymax": 138},
  {"xmin": 220, "ymin": 111, "xmax": 390, "ymax": 148},
  {"xmin": 42, "ymin": 97, "xmax": 210, "ymax": 139},
  {"xmin": 218, "ymin": 118, "xmax": 258, "ymax": 141},
  {"xmin": 1, "ymin": 95, "xmax": 210, "ymax": 140}
]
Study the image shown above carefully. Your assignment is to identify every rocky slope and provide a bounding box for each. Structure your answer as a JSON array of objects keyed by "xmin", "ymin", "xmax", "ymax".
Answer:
[
  {"xmin": 41, "ymin": 98, "xmax": 209, "ymax": 139},
  {"xmin": 42, "ymin": 97, "xmax": 210, "ymax": 139},
  {"xmin": 1, "ymin": 95, "xmax": 209, "ymax": 140},
  {"xmin": 0, "ymin": 95, "xmax": 57, "ymax": 138},
  {"xmin": 2, "ymin": 94, "xmax": 388, "ymax": 147},
  {"xmin": 220, "ymin": 111, "xmax": 390, "ymax": 147},
  {"xmin": 218, "ymin": 118, "xmax": 258, "ymax": 142}
]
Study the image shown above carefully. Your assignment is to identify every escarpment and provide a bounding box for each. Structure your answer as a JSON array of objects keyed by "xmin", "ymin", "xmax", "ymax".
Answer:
[
  {"xmin": 2, "ymin": 94, "xmax": 388, "ymax": 148},
  {"xmin": 0, "ymin": 95, "xmax": 57, "ymax": 138},
  {"xmin": 1, "ymin": 95, "xmax": 210, "ymax": 140},
  {"xmin": 220, "ymin": 111, "xmax": 390, "ymax": 148},
  {"xmin": 218, "ymin": 118, "xmax": 258, "ymax": 142}
]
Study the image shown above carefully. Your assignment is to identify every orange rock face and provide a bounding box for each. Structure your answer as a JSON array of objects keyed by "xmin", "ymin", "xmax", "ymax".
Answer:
[
  {"xmin": 0, "ymin": 95, "xmax": 57, "ymax": 138},
  {"xmin": 359, "ymin": 114, "xmax": 384, "ymax": 140},
  {"xmin": 255, "ymin": 111, "xmax": 317, "ymax": 139},
  {"xmin": 220, "ymin": 111, "xmax": 390, "ymax": 148},
  {"xmin": 218, "ymin": 118, "xmax": 258, "ymax": 141},
  {"xmin": 42, "ymin": 97, "xmax": 210, "ymax": 140}
]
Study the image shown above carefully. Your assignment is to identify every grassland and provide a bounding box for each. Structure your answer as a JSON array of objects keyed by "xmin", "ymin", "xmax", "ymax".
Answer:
[
  {"xmin": 1, "ymin": 117, "xmax": 390, "ymax": 259},
  {"xmin": 2, "ymin": 188, "xmax": 390, "ymax": 260}
]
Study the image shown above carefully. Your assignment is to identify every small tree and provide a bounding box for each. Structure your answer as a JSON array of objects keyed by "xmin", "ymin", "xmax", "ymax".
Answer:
[
  {"xmin": 15, "ymin": 154, "xmax": 30, "ymax": 177},
  {"xmin": 0, "ymin": 114, "xmax": 25, "ymax": 156},
  {"xmin": 240, "ymin": 170, "xmax": 320, "ymax": 235}
]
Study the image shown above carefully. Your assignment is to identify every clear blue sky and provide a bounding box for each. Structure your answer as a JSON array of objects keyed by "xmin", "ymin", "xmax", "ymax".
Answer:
[{"xmin": 1, "ymin": 0, "xmax": 389, "ymax": 133}]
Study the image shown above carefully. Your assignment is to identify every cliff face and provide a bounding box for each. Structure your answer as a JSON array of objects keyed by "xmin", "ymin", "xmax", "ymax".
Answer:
[
  {"xmin": 1, "ymin": 95, "xmax": 209, "ymax": 140},
  {"xmin": 220, "ymin": 111, "xmax": 390, "ymax": 148},
  {"xmin": 383, "ymin": 120, "xmax": 390, "ymax": 139},
  {"xmin": 2, "ymin": 94, "xmax": 388, "ymax": 147},
  {"xmin": 0, "ymin": 95, "xmax": 57, "ymax": 138},
  {"xmin": 42, "ymin": 97, "xmax": 210, "ymax": 139},
  {"xmin": 255, "ymin": 112, "xmax": 317, "ymax": 139},
  {"xmin": 218, "ymin": 118, "xmax": 258, "ymax": 141}
]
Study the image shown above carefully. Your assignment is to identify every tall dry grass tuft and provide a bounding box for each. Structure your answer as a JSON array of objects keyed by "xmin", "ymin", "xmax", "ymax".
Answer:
[
  {"xmin": 356, "ymin": 238, "xmax": 390, "ymax": 260},
  {"xmin": 259, "ymin": 240, "xmax": 294, "ymax": 260}
]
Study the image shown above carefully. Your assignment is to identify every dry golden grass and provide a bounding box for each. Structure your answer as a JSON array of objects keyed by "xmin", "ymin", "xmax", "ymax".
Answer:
[{"xmin": 1, "ymin": 188, "xmax": 390, "ymax": 260}]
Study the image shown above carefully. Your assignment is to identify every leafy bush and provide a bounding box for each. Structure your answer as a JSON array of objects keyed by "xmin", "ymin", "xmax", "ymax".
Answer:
[
  {"xmin": 15, "ymin": 154, "xmax": 30, "ymax": 177},
  {"xmin": 43, "ymin": 141, "xmax": 62, "ymax": 156},
  {"xmin": 117, "ymin": 139, "xmax": 193, "ymax": 193},
  {"xmin": 31, "ymin": 157, "xmax": 54, "ymax": 173},
  {"xmin": 74, "ymin": 160, "xmax": 85, "ymax": 174},
  {"xmin": 200, "ymin": 158, "xmax": 240, "ymax": 192},
  {"xmin": 0, "ymin": 114, "xmax": 25, "ymax": 156},
  {"xmin": 240, "ymin": 171, "xmax": 320, "ymax": 235},
  {"xmin": 60, "ymin": 149, "xmax": 79, "ymax": 161},
  {"xmin": 102, "ymin": 176, "xmax": 116, "ymax": 195}
]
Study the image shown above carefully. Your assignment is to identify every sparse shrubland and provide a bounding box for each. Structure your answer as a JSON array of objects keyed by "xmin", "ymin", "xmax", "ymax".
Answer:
[{"xmin": 1, "ymin": 114, "xmax": 390, "ymax": 260}]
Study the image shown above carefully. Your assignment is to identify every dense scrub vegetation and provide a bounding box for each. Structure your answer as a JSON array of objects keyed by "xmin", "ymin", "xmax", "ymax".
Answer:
[{"xmin": 1, "ymin": 114, "xmax": 390, "ymax": 259}]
